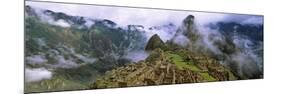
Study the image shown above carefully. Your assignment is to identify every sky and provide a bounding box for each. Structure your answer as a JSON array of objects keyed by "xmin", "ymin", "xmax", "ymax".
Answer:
[{"xmin": 26, "ymin": 1, "xmax": 263, "ymax": 28}]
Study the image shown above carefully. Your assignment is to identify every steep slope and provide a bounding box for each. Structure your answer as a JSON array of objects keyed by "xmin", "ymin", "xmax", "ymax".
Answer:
[
  {"xmin": 145, "ymin": 34, "xmax": 166, "ymax": 51},
  {"xmin": 25, "ymin": 5, "xmax": 263, "ymax": 93},
  {"xmin": 25, "ymin": 6, "xmax": 147, "ymax": 93},
  {"xmin": 170, "ymin": 15, "xmax": 263, "ymax": 79}
]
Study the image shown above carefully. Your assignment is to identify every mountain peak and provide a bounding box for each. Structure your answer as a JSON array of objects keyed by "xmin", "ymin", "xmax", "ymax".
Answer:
[
  {"xmin": 25, "ymin": 5, "xmax": 37, "ymax": 17},
  {"xmin": 145, "ymin": 34, "xmax": 165, "ymax": 51},
  {"xmin": 183, "ymin": 15, "xmax": 195, "ymax": 26}
]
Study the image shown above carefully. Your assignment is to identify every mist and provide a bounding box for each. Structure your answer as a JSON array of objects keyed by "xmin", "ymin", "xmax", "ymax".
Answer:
[
  {"xmin": 26, "ymin": 1, "xmax": 236, "ymax": 28},
  {"xmin": 25, "ymin": 68, "xmax": 52, "ymax": 82},
  {"xmin": 170, "ymin": 14, "xmax": 263, "ymax": 78},
  {"xmin": 124, "ymin": 51, "xmax": 149, "ymax": 63},
  {"xmin": 26, "ymin": 1, "xmax": 263, "ymax": 79},
  {"xmin": 45, "ymin": 45, "xmax": 97, "ymax": 68},
  {"xmin": 26, "ymin": 55, "xmax": 48, "ymax": 65}
]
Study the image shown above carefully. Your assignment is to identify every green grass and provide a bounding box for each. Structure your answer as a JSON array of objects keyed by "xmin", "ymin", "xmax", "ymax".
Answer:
[
  {"xmin": 25, "ymin": 76, "xmax": 87, "ymax": 93},
  {"xmin": 183, "ymin": 63, "xmax": 201, "ymax": 71},
  {"xmin": 168, "ymin": 53, "xmax": 201, "ymax": 71},
  {"xmin": 167, "ymin": 53, "xmax": 219, "ymax": 81},
  {"xmin": 199, "ymin": 72, "xmax": 217, "ymax": 81},
  {"xmin": 227, "ymin": 70, "xmax": 237, "ymax": 80}
]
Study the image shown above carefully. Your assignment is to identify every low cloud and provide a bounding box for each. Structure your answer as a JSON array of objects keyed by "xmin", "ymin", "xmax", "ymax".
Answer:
[
  {"xmin": 124, "ymin": 51, "xmax": 149, "ymax": 62},
  {"xmin": 25, "ymin": 68, "xmax": 52, "ymax": 82},
  {"xmin": 35, "ymin": 38, "xmax": 47, "ymax": 47},
  {"xmin": 28, "ymin": 5, "xmax": 71, "ymax": 28},
  {"xmin": 222, "ymin": 15, "xmax": 263, "ymax": 25},
  {"xmin": 52, "ymin": 55, "xmax": 79, "ymax": 68},
  {"xmin": 27, "ymin": 1, "xmax": 262, "ymax": 29},
  {"xmin": 26, "ymin": 1, "xmax": 263, "ymax": 79},
  {"xmin": 26, "ymin": 55, "xmax": 48, "ymax": 65},
  {"xmin": 172, "ymin": 34, "xmax": 190, "ymax": 47},
  {"xmin": 53, "ymin": 19, "xmax": 71, "ymax": 27}
]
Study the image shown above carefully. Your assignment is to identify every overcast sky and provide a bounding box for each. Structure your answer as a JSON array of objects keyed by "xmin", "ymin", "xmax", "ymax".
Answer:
[{"xmin": 26, "ymin": 1, "xmax": 263, "ymax": 28}]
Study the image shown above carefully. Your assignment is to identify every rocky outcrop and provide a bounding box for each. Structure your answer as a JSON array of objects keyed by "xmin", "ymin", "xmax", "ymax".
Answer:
[
  {"xmin": 145, "ymin": 34, "xmax": 166, "ymax": 51},
  {"xmin": 25, "ymin": 5, "xmax": 38, "ymax": 17}
]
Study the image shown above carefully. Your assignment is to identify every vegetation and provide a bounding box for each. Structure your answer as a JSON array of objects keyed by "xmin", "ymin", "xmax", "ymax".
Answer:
[{"xmin": 25, "ymin": 5, "xmax": 262, "ymax": 93}]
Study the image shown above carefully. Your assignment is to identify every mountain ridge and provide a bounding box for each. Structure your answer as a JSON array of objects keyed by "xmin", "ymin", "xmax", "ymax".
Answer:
[{"xmin": 25, "ymin": 5, "xmax": 263, "ymax": 93}]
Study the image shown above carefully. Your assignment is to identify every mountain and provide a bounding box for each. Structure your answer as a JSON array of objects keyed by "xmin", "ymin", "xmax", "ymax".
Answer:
[
  {"xmin": 25, "ymin": 6, "xmax": 147, "ymax": 93},
  {"xmin": 25, "ymin": 5, "xmax": 263, "ymax": 93},
  {"xmin": 89, "ymin": 14, "xmax": 263, "ymax": 89},
  {"xmin": 170, "ymin": 15, "xmax": 263, "ymax": 79},
  {"xmin": 182, "ymin": 15, "xmax": 201, "ymax": 43},
  {"xmin": 145, "ymin": 34, "xmax": 166, "ymax": 51}
]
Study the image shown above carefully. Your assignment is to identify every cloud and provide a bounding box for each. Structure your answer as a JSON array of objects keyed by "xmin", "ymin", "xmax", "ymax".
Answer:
[
  {"xmin": 74, "ymin": 54, "xmax": 97, "ymax": 63},
  {"xmin": 35, "ymin": 38, "xmax": 47, "ymax": 47},
  {"xmin": 241, "ymin": 16, "xmax": 263, "ymax": 25},
  {"xmin": 25, "ymin": 68, "xmax": 52, "ymax": 82},
  {"xmin": 26, "ymin": 1, "xmax": 231, "ymax": 28},
  {"xmin": 26, "ymin": 1, "xmax": 263, "ymax": 29},
  {"xmin": 53, "ymin": 55, "xmax": 79, "ymax": 68},
  {"xmin": 26, "ymin": 55, "xmax": 48, "ymax": 65},
  {"xmin": 26, "ymin": 1, "xmax": 262, "ymax": 45},
  {"xmin": 172, "ymin": 34, "xmax": 190, "ymax": 47},
  {"xmin": 26, "ymin": 1, "xmax": 263, "ymax": 78},
  {"xmin": 124, "ymin": 51, "xmax": 149, "ymax": 62},
  {"xmin": 143, "ymin": 25, "xmax": 176, "ymax": 42},
  {"xmin": 45, "ymin": 46, "xmax": 97, "ymax": 68},
  {"xmin": 222, "ymin": 15, "xmax": 263, "ymax": 25},
  {"xmin": 52, "ymin": 19, "xmax": 71, "ymax": 27}
]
